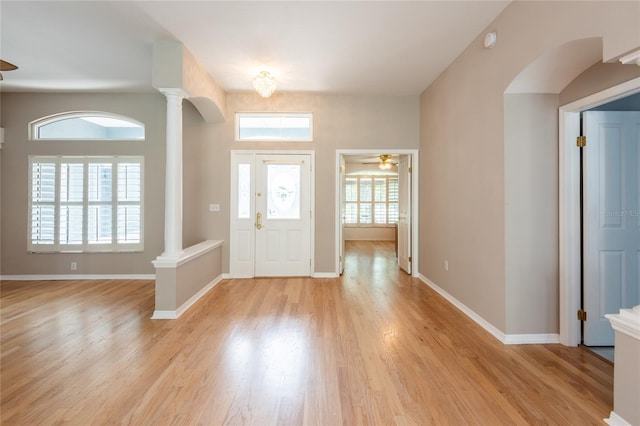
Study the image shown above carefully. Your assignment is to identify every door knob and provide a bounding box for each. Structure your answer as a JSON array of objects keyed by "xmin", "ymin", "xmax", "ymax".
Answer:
[{"xmin": 256, "ymin": 211, "xmax": 263, "ymax": 230}]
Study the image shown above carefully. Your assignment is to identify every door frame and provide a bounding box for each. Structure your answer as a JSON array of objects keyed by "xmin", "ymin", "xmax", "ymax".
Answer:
[
  {"xmin": 229, "ymin": 149, "xmax": 315, "ymax": 278},
  {"xmin": 559, "ymin": 77, "xmax": 640, "ymax": 346},
  {"xmin": 335, "ymin": 149, "xmax": 420, "ymax": 277}
]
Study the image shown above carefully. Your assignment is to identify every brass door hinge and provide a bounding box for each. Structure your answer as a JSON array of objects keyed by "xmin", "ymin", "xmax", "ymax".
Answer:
[
  {"xmin": 577, "ymin": 136, "xmax": 587, "ymax": 148},
  {"xmin": 577, "ymin": 309, "xmax": 587, "ymax": 321},
  {"xmin": 408, "ymin": 256, "xmax": 412, "ymax": 263}
]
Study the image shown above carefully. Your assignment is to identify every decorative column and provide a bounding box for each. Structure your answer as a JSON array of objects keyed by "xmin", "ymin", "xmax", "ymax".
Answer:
[
  {"xmin": 605, "ymin": 305, "xmax": 640, "ymax": 426},
  {"xmin": 159, "ymin": 88, "xmax": 188, "ymax": 259}
]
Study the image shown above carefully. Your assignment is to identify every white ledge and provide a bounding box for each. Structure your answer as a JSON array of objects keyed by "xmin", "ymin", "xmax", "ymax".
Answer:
[
  {"xmin": 152, "ymin": 240, "xmax": 223, "ymax": 268},
  {"xmin": 606, "ymin": 305, "xmax": 640, "ymax": 341}
]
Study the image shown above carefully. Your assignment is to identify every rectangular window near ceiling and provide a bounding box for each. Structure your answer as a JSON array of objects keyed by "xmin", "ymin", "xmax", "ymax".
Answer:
[
  {"xmin": 236, "ymin": 112, "xmax": 313, "ymax": 141},
  {"xmin": 28, "ymin": 156, "xmax": 144, "ymax": 252}
]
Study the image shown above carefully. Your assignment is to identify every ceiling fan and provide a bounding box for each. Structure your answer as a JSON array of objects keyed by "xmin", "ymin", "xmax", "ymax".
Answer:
[
  {"xmin": 361, "ymin": 154, "xmax": 397, "ymax": 170},
  {"xmin": 0, "ymin": 60, "xmax": 18, "ymax": 81}
]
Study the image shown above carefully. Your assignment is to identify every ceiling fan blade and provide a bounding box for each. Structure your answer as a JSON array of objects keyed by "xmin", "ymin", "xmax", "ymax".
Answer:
[
  {"xmin": 0, "ymin": 60, "xmax": 18, "ymax": 71},
  {"xmin": 0, "ymin": 72, "xmax": 3, "ymax": 81}
]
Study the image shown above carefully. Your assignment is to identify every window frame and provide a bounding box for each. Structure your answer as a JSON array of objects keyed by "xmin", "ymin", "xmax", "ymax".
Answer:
[
  {"xmin": 29, "ymin": 111, "xmax": 145, "ymax": 141},
  {"xmin": 345, "ymin": 175, "xmax": 398, "ymax": 227},
  {"xmin": 28, "ymin": 155, "xmax": 144, "ymax": 253},
  {"xmin": 235, "ymin": 112, "xmax": 313, "ymax": 142}
]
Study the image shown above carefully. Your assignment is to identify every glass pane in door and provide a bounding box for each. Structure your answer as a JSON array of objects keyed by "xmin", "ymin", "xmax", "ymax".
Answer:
[{"xmin": 267, "ymin": 164, "xmax": 300, "ymax": 219}]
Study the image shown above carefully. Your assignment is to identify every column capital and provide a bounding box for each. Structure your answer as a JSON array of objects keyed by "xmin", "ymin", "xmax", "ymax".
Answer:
[{"xmin": 158, "ymin": 88, "xmax": 190, "ymax": 100}]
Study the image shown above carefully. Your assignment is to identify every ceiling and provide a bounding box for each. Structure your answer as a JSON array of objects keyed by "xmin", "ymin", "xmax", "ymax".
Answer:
[{"xmin": 0, "ymin": 1, "xmax": 510, "ymax": 96}]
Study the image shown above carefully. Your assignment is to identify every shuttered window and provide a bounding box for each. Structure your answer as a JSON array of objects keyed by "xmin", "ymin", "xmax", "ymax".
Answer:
[
  {"xmin": 345, "ymin": 176, "xmax": 398, "ymax": 225},
  {"xmin": 28, "ymin": 156, "xmax": 143, "ymax": 252}
]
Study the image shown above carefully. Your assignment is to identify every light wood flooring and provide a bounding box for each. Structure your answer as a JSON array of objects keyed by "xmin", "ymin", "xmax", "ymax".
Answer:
[{"xmin": 1, "ymin": 241, "xmax": 613, "ymax": 425}]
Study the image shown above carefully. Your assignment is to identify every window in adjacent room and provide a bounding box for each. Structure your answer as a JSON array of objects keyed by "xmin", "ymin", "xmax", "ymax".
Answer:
[
  {"xmin": 345, "ymin": 176, "xmax": 398, "ymax": 225},
  {"xmin": 29, "ymin": 156, "xmax": 144, "ymax": 252}
]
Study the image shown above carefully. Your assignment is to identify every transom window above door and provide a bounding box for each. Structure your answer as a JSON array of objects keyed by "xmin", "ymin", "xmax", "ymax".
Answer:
[{"xmin": 235, "ymin": 113, "xmax": 313, "ymax": 141}]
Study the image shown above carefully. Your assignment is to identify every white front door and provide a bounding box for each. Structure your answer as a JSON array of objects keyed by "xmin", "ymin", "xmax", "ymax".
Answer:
[
  {"xmin": 583, "ymin": 111, "xmax": 640, "ymax": 346},
  {"xmin": 229, "ymin": 152, "xmax": 312, "ymax": 278},
  {"xmin": 254, "ymin": 154, "xmax": 311, "ymax": 277},
  {"xmin": 398, "ymin": 155, "xmax": 412, "ymax": 274}
]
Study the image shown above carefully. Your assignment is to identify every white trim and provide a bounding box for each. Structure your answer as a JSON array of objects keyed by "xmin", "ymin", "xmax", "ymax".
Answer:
[
  {"xmin": 311, "ymin": 272, "xmax": 339, "ymax": 279},
  {"xmin": 503, "ymin": 334, "xmax": 561, "ymax": 345},
  {"xmin": 151, "ymin": 274, "xmax": 224, "ymax": 320},
  {"xmin": 559, "ymin": 77, "xmax": 640, "ymax": 346},
  {"xmin": 336, "ymin": 149, "xmax": 419, "ymax": 277},
  {"xmin": 417, "ymin": 274, "xmax": 506, "ymax": 343},
  {"xmin": 149, "ymin": 310, "xmax": 178, "ymax": 320},
  {"xmin": 604, "ymin": 411, "xmax": 632, "ymax": 426},
  {"xmin": 606, "ymin": 306, "xmax": 640, "ymax": 341},
  {"xmin": 152, "ymin": 240, "xmax": 223, "ymax": 268},
  {"xmin": 619, "ymin": 49, "xmax": 640, "ymax": 66},
  {"xmin": 0, "ymin": 274, "xmax": 155, "ymax": 281}
]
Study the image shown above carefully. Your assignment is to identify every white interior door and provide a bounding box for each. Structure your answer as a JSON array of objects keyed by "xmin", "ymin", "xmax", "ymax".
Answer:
[
  {"xmin": 254, "ymin": 154, "xmax": 311, "ymax": 277},
  {"xmin": 583, "ymin": 111, "xmax": 640, "ymax": 346},
  {"xmin": 398, "ymin": 155, "xmax": 412, "ymax": 274}
]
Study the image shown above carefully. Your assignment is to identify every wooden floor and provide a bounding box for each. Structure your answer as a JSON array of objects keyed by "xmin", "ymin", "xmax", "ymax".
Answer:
[{"xmin": 1, "ymin": 241, "xmax": 613, "ymax": 425}]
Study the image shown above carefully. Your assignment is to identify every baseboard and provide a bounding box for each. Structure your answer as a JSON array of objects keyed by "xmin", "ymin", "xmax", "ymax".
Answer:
[
  {"xmin": 503, "ymin": 333, "xmax": 561, "ymax": 344},
  {"xmin": 604, "ymin": 411, "xmax": 632, "ymax": 426},
  {"xmin": 151, "ymin": 274, "xmax": 224, "ymax": 320},
  {"xmin": 1, "ymin": 274, "xmax": 156, "ymax": 281},
  {"xmin": 417, "ymin": 274, "xmax": 506, "ymax": 343},
  {"xmin": 417, "ymin": 274, "xmax": 562, "ymax": 345},
  {"xmin": 150, "ymin": 310, "xmax": 178, "ymax": 320},
  {"xmin": 311, "ymin": 272, "xmax": 339, "ymax": 278}
]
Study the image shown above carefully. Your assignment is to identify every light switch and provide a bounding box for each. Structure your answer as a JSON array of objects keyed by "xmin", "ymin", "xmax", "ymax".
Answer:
[{"xmin": 209, "ymin": 204, "xmax": 220, "ymax": 212}]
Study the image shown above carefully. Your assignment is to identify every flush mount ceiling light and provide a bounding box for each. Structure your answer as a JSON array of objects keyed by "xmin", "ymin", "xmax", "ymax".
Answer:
[
  {"xmin": 378, "ymin": 154, "xmax": 394, "ymax": 170},
  {"xmin": 253, "ymin": 70, "xmax": 277, "ymax": 98}
]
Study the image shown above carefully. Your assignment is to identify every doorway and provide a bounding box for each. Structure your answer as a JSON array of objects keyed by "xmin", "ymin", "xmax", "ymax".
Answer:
[
  {"xmin": 582, "ymin": 109, "xmax": 640, "ymax": 348},
  {"xmin": 335, "ymin": 149, "xmax": 419, "ymax": 277},
  {"xmin": 559, "ymin": 77, "xmax": 640, "ymax": 346},
  {"xmin": 229, "ymin": 150, "xmax": 315, "ymax": 278}
]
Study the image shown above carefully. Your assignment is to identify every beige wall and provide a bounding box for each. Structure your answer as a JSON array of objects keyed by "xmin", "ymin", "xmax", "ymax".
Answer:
[
  {"xmin": 0, "ymin": 92, "xmax": 417, "ymax": 276},
  {"xmin": 0, "ymin": 93, "xmax": 166, "ymax": 275},
  {"xmin": 419, "ymin": 1, "xmax": 640, "ymax": 333},
  {"xmin": 504, "ymin": 94, "xmax": 559, "ymax": 334},
  {"xmin": 194, "ymin": 92, "xmax": 419, "ymax": 273},
  {"xmin": 345, "ymin": 226, "xmax": 396, "ymax": 241},
  {"xmin": 560, "ymin": 61, "xmax": 640, "ymax": 106}
]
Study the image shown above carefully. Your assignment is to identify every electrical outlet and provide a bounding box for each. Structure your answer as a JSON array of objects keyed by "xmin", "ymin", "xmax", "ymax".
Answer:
[
  {"xmin": 444, "ymin": 260, "xmax": 449, "ymax": 271},
  {"xmin": 209, "ymin": 204, "xmax": 220, "ymax": 212},
  {"xmin": 71, "ymin": 262, "xmax": 77, "ymax": 271}
]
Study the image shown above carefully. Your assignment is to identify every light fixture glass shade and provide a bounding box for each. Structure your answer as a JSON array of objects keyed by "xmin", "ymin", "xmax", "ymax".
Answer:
[
  {"xmin": 253, "ymin": 70, "xmax": 277, "ymax": 98},
  {"xmin": 378, "ymin": 154, "xmax": 393, "ymax": 170}
]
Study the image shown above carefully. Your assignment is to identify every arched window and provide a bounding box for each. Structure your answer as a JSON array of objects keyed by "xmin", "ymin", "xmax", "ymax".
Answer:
[{"xmin": 30, "ymin": 111, "xmax": 144, "ymax": 140}]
